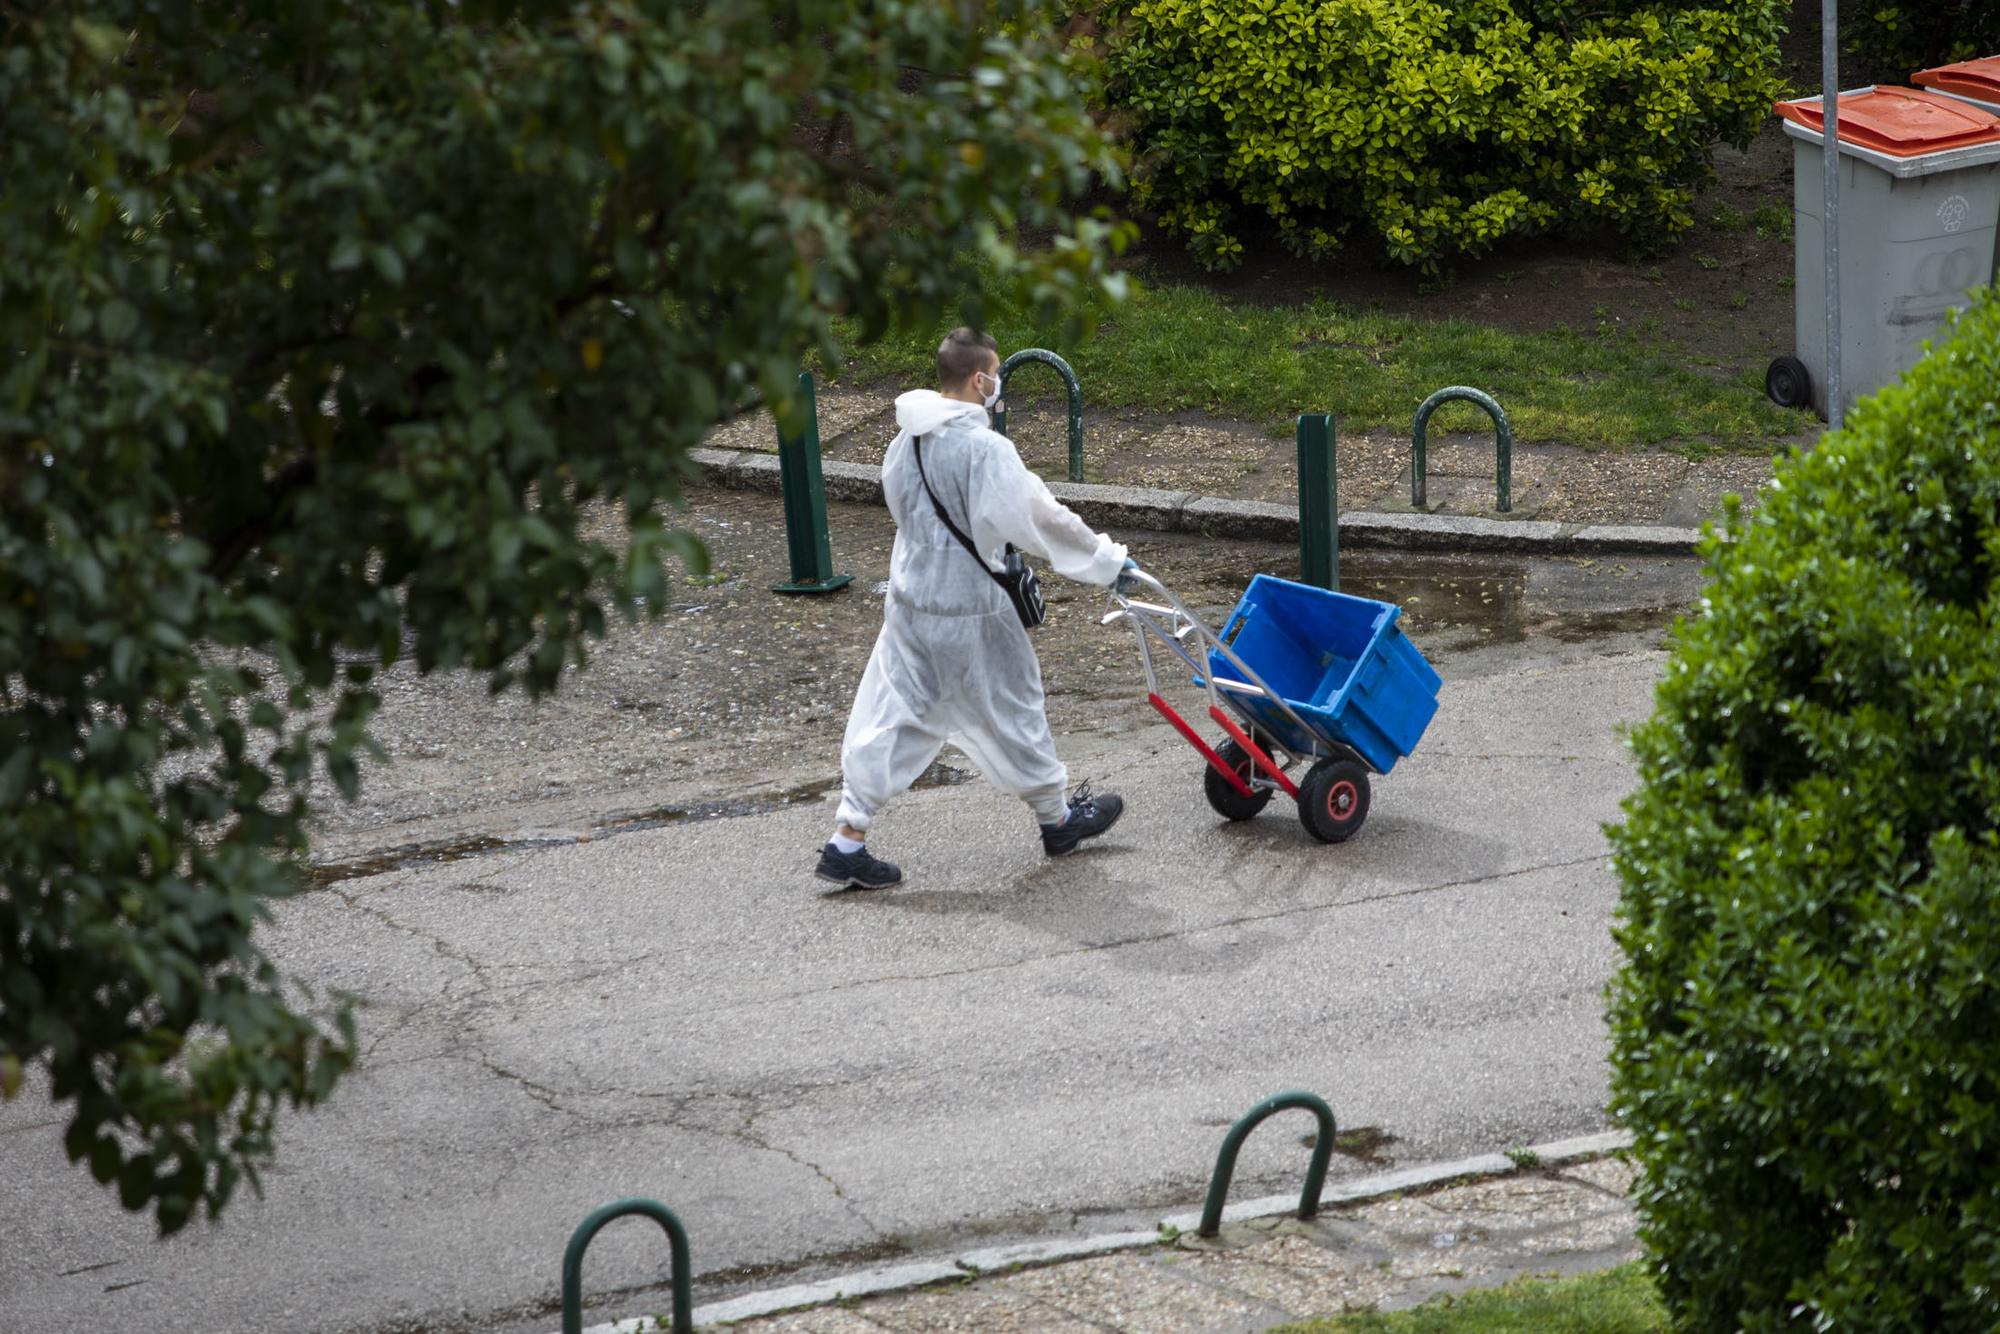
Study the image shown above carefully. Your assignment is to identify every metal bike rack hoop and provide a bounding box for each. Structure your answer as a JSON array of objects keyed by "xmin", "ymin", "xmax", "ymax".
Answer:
[
  {"xmin": 1411, "ymin": 386, "xmax": 1512, "ymax": 513},
  {"xmin": 993, "ymin": 348, "xmax": 1085, "ymax": 482},
  {"xmin": 562, "ymin": 1197, "xmax": 692, "ymax": 1334},
  {"xmin": 1197, "ymin": 1089, "xmax": 1337, "ymax": 1238}
]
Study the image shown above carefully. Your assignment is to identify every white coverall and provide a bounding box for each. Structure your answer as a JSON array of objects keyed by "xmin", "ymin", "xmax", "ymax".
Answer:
[{"xmin": 836, "ymin": 390, "xmax": 1128, "ymax": 832}]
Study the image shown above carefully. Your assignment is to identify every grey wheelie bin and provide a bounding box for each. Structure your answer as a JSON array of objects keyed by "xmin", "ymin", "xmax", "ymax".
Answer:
[
  {"xmin": 1916, "ymin": 56, "xmax": 2000, "ymax": 280},
  {"xmin": 1916, "ymin": 57, "xmax": 2000, "ymax": 115},
  {"xmin": 1768, "ymin": 87, "xmax": 2000, "ymax": 420}
]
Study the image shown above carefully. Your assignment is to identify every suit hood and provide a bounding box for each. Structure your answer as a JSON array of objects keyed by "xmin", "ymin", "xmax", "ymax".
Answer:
[{"xmin": 894, "ymin": 389, "xmax": 988, "ymax": 437}]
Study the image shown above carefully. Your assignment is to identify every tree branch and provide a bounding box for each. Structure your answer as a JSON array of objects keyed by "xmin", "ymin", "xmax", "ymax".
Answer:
[
  {"xmin": 201, "ymin": 361, "xmax": 445, "ymax": 582},
  {"xmin": 202, "ymin": 455, "xmax": 317, "ymax": 580},
  {"xmin": 802, "ymin": 145, "xmax": 891, "ymax": 195}
]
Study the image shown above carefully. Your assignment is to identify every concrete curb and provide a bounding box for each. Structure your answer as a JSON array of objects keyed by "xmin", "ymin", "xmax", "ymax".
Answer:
[
  {"xmin": 566, "ymin": 1128, "xmax": 1635, "ymax": 1332},
  {"xmin": 689, "ymin": 447, "xmax": 1707, "ymax": 557}
]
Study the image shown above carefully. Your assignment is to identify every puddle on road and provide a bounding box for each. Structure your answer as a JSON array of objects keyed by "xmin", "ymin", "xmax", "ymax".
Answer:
[
  {"xmin": 1216, "ymin": 552, "xmax": 1701, "ymax": 651},
  {"xmin": 308, "ymin": 835, "xmax": 573, "ymax": 888},
  {"xmin": 912, "ymin": 760, "xmax": 974, "ymax": 789},
  {"xmin": 1540, "ymin": 605, "xmax": 1686, "ymax": 643},
  {"xmin": 601, "ymin": 775, "xmax": 843, "ymax": 836},
  {"xmin": 1302, "ymin": 1124, "xmax": 1401, "ymax": 1166},
  {"xmin": 1334, "ymin": 558, "xmax": 1531, "ymax": 647},
  {"xmin": 311, "ymin": 779, "xmax": 838, "ymax": 888},
  {"xmin": 1150, "ymin": 542, "xmax": 1694, "ymax": 652},
  {"xmin": 594, "ymin": 761, "xmax": 966, "ymax": 835},
  {"xmin": 309, "ymin": 763, "xmax": 975, "ymax": 888}
]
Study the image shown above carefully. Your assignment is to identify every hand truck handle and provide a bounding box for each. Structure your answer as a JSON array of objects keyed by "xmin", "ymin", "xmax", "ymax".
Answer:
[{"xmin": 1115, "ymin": 565, "xmax": 1168, "ymax": 598}]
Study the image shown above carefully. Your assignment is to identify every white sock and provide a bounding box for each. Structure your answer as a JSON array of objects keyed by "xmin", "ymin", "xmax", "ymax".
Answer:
[{"xmin": 831, "ymin": 833, "xmax": 865, "ymax": 854}]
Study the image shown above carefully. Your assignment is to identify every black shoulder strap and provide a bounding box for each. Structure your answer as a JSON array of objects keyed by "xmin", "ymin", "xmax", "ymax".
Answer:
[{"xmin": 912, "ymin": 435, "xmax": 996, "ymax": 574}]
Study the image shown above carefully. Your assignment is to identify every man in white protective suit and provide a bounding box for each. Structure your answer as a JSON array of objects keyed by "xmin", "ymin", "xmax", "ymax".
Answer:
[{"xmin": 815, "ymin": 328, "xmax": 1140, "ymax": 890}]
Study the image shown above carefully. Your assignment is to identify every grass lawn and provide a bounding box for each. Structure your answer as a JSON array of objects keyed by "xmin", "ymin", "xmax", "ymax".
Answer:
[
  {"xmin": 829, "ymin": 282, "xmax": 1810, "ymax": 451},
  {"xmin": 1272, "ymin": 1264, "xmax": 1667, "ymax": 1333}
]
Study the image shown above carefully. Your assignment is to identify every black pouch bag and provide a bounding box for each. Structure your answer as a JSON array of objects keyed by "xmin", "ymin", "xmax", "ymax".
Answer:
[{"xmin": 913, "ymin": 436, "xmax": 1046, "ymax": 630}]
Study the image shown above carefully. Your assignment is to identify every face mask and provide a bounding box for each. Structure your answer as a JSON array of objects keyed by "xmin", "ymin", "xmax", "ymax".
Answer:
[{"xmin": 978, "ymin": 372, "xmax": 1001, "ymax": 412}]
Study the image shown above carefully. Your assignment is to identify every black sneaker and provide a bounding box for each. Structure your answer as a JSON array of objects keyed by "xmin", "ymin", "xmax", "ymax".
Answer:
[
  {"xmin": 815, "ymin": 843, "xmax": 903, "ymax": 891},
  {"xmin": 1041, "ymin": 782, "xmax": 1126, "ymax": 857}
]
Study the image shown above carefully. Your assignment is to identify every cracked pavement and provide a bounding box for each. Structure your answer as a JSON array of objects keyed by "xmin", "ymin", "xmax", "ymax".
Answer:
[{"xmin": 0, "ymin": 491, "xmax": 1701, "ymax": 1333}]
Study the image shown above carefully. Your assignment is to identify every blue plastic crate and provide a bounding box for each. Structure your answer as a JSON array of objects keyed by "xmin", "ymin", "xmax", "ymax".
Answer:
[{"xmin": 1204, "ymin": 575, "xmax": 1440, "ymax": 774}]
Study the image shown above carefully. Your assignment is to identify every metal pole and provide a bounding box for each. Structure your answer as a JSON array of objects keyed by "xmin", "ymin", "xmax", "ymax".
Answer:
[
  {"xmin": 1296, "ymin": 413, "xmax": 1338, "ymax": 592},
  {"xmin": 771, "ymin": 371, "xmax": 853, "ymax": 595},
  {"xmin": 1823, "ymin": 0, "xmax": 1843, "ymax": 428}
]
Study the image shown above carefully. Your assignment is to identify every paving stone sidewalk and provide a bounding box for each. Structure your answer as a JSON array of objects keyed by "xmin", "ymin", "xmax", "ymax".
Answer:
[
  {"xmin": 721, "ymin": 1157, "xmax": 1639, "ymax": 1333},
  {"xmin": 709, "ymin": 386, "xmax": 1809, "ymax": 529}
]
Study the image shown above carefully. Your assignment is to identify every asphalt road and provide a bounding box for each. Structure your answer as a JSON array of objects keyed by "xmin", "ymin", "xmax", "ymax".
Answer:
[{"xmin": 0, "ymin": 495, "xmax": 1702, "ymax": 1334}]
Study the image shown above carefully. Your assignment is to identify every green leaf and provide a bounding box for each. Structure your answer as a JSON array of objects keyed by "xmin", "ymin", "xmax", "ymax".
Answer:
[
  {"xmin": 118, "ymin": 1156, "xmax": 155, "ymax": 1210},
  {"xmin": 158, "ymin": 1194, "xmax": 192, "ymax": 1236},
  {"xmin": 70, "ymin": 18, "xmax": 129, "ymax": 64},
  {"xmin": 99, "ymin": 300, "xmax": 139, "ymax": 344},
  {"xmin": 0, "ymin": 749, "xmax": 33, "ymax": 805},
  {"xmin": 368, "ymin": 244, "xmax": 406, "ymax": 286},
  {"xmin": 326, "ymin": 751, "xmax": 361, "ymax": 802}
]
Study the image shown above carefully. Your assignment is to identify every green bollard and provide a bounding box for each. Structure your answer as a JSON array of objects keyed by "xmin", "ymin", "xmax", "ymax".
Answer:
[
  {"xmin": 1296, "ymin": 413, "xmax": 1339, "ymax": 592},
  {"xmin": 772, "ymin": 371, "xmax": 853, "ymax": 594},
  {"xmin": 992, "ymin": 349, "xmax": 1085, "ymax": 483}
]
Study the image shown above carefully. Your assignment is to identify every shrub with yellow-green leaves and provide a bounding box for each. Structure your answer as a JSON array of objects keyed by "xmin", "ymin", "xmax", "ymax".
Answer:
[{"xmin": 1101, "ymin": 0, "xmax": 1787, "ymax": 270}]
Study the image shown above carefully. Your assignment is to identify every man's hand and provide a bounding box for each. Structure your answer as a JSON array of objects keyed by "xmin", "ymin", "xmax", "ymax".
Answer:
[{"xmin": 1114, "ymin": 557, "xmax": 1142, "ymax": 594}]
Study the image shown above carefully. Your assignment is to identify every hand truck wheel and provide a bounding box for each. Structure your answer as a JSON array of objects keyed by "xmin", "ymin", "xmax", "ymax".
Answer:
[
  {"xmin": 1299, "ymin": 757, "xmax": 1370, "ymax": 844},
  {"xmin": 1204, "ymin": 738, "xmax": 1275, "ymax": 822}
]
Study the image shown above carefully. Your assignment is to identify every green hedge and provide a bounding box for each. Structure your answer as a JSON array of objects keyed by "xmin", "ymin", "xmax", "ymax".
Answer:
[
  {"xmin": 1100, "ymin": 0, "xmax": 1786, "ymax": 271},
  {"xmin": 1608, "ymin": 293, "xmax": 2000, "ymax": 1330},
  {"xmin": 1851, "ymin": 2, "xmax": 2000, "ymax": 79}
]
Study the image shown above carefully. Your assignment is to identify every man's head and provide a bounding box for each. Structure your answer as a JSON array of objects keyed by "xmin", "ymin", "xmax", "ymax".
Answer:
[{"xmin": 937, "ymin": 327, "xmax": 1000, "ymax": 405}]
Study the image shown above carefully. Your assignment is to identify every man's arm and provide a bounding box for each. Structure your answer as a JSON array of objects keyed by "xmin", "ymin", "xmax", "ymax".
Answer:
[{"xmin": 967, "ymin": 435, "xmax": 1128, "ymax": 586}]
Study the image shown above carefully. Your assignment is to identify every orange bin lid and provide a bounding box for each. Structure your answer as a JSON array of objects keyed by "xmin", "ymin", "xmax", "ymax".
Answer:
[
  {"xmin": 1914, "ymin": 57, "xmax": 2000, "ymax": 104},
  {"xmin": 1773, "ymin": 86, "xmax": 2000, "ymax": 157}
]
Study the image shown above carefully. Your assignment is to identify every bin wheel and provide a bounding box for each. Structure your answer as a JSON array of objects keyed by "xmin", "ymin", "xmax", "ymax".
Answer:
[
  {"xmin": 1204, "ymin": 739, "xmax": 1275, "ymax": 822},
  {"xmin": 1299, "ymin": 758, "xmax": 1370, "ymax": 844},
  {"xmin": 1766, "ymin": 355, "xmax": 1812, "ymax": 409}
]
